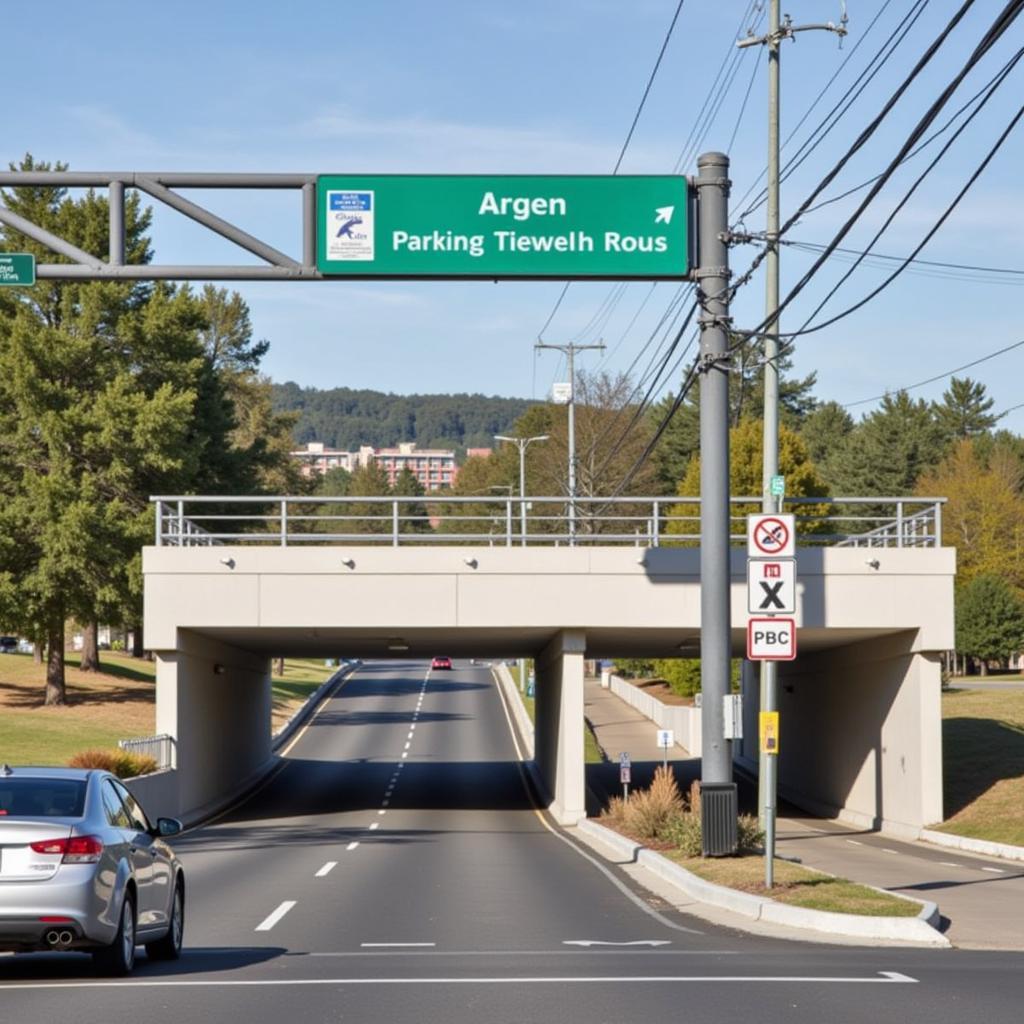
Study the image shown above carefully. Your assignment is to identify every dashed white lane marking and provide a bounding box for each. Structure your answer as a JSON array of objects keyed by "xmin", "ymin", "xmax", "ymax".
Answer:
[
  {"xmin": 402, "ymin": 751, "xmax": 408, "ymax": 759},
  {"xmin": 982, "ymin": 866, "xmax": 1005, "ymax": 873},
  {"xmin": 378, "ymin": 809, "xmax": 387, "ymax": 816},
  {"xmin": 255, "ymin": 901, "xmax": 296, "ymax": 932},
  {"xmin": 939, "ymin": 862, "xmax": 960, "ymax": 867},
  {"xmin": 882, "ymin": 848, "xmax": 899, "ymax": 855},
  {"xmin": 369, "ymin": 822, "xmax": 380, "ymax": 831},
  {"xmin": 409, "ymin": 724, "xmax": 416, "ymax": 732},
  {"xmin": 404, "ymin": 741, "xmax": 411, "ymax": 751},
  {"xmin": 346, "ymin": 842, "xmax": 359, "ymax": 851},
  {"xmin": 361, "ymin": 942, "xmax": 437, "ymax": 948},
  {"xmin": 846, "ymin": 840, "xmax": 863, "ymax": 846},
  {"xmin": 382, "ymin": 799, "xmax": 390, "ymax": 807},
  {"xmin": 315, "ymin": 862, "xmax": 337, "ymax": 877}
]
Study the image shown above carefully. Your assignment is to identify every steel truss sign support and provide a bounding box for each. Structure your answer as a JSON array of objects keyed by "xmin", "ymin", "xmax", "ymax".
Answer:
[{"xmin": 0, "ymin": 172, "xmax": 319, "ymax": 281}]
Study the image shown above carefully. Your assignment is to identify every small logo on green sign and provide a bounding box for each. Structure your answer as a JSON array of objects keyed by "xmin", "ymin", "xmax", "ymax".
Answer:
[
  {"xmin": 0, "ymin": 253, "xmax": 36, "ymax": 287},
  {"xmin": 770, "ymin": 475, "xmax": 785, "ymax": 497}
]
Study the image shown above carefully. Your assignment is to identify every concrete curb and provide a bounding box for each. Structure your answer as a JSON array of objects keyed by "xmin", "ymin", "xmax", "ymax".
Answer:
[
  {"xmin": 272, "ymin": 660, "xmax": 360, "ymax": 751},
  {"xmin": 576, "ymin": 818, "xmax": 950, "ymax": 947},
  {"xmin": 920, "ymin": 828, "xmax": 1024, "ymax": 863},
  {"xmin": 491, "ymin": 662, "xmax": 535, "ymax": 759}
]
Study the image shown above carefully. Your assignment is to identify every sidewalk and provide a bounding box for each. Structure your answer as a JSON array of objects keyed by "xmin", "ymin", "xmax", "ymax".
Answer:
[{"xmin": 583, "ymin": 676, "xmax": 1024, "ymax": 950}]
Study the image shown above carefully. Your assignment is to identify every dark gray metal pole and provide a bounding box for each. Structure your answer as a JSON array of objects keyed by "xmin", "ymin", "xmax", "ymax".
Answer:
[
  {"xmin": 695, "ymin": 152, "xmax": 735, "ymax": 836},
  {"xmin": 109, "ymin": 182, "xmax": 125, "ymax": 266}
]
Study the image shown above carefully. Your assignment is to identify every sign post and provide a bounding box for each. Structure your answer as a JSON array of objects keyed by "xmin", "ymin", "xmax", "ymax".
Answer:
[
  {"xmin": 620, "ymin": 752, "xmax": 631, "ymax": 802},
  {"xmin": 656, "ymin": 729, "xmax": 674, "ymax": 772},
  {"xmin": 747, "ymin": 513, "xmax": 797, "ymax": 888},
  {"xmin": 317, "ymin": 175, "xmax": 689, "ymax": 279}
]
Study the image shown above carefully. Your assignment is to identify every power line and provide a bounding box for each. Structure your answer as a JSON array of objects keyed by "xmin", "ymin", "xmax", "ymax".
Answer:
[
  {"xmin": 778, "ymin": 41, "xmax": 1024, "ymax": 338},
  {"xmin": 535, "ymin": 0, "xmax": 689, "ymax": 343},
  {"xmin": 732, "ymin": 0, "xmax": 1019, "ymax": 353},
  {"xmin": 782, "ymin": 239, "xmax": 1024, "ymax": 283},
  {"xmin": 843, "ymin": 338, "xmax": 1024, "ymax": 409}
]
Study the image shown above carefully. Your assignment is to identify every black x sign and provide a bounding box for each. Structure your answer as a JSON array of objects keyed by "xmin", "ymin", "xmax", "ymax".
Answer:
[{"xmin": 758, "ymin": 581, "xmax": 785, "ymax": 610}]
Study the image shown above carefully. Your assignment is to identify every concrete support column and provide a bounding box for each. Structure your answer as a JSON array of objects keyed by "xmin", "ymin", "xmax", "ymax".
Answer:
[
  {"xmin": 533, "ymin": 629, "xmax": 587, "ymax": 824},
  {"xmin": 155, "ymin": 630, "xmax": 273, "ymax": 821}
]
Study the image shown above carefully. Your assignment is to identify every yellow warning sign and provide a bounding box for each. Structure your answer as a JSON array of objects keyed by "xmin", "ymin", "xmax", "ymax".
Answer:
[{"xmin": 760, "ymin": 711, "xmax": 780, "ymax": 755}]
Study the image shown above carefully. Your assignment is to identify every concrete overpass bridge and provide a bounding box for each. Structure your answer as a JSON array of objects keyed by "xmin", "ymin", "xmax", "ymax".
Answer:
[{"xmin": 142, "ymin": 495, "xmax": 953, "ymax": 837}]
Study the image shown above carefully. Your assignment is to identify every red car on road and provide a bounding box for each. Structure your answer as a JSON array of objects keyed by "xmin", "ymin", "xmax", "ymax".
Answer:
[{"xmin": 431, "ymin": 656, "xmax": 452, "ymax": 670}]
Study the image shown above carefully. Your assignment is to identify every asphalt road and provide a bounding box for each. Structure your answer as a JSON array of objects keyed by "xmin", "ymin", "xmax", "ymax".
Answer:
[{"xmin": 2, "ymin": 660, "xmax": 1022, "ymax": 1023}]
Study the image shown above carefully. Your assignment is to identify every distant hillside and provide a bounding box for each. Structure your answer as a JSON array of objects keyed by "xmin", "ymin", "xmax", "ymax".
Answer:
[{"xmin": 271, "ymin": 382, "xmax": 533, "ymax": 454}]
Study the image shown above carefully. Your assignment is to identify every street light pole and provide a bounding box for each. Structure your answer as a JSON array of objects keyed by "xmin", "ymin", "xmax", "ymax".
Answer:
[
  {"xmin": 534, "ymin": 341, "xmax": 605, "ymax": 545},
  {"xmin": 495, "ymin": 434, "xmax": 549, "ymax": 546}
]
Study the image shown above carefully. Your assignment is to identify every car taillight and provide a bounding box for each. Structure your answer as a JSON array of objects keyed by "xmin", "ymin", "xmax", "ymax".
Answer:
[{"xmin": 30, "ymin": 836, "xmax": 103, "ymax": 863}]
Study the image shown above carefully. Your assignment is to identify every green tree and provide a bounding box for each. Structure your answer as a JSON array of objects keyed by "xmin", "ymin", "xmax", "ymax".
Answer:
[
  {"xmin": 392, "ymin": 467, "xmax": 431, "ymax": 534},
  {"xmin": 666, "ymin": 419, "xmax": 830, "ymax": 541},
  {"xmin": 799, "ymin": 400, "xmax": 854, "ymax": 491},
  {"xmin": 955, "ymin": 575, "xmax": 1024, "ymax": 674},
  {"xmin": 917, "ymin": 438, "xmax": 1024, "ymax": 592},
  {"xmin": 346, "ymin": 461, "xmax": 394, "ymax": 535},
  {"xmin": 652, "ymin": 335, "xmax": 818, "ymax": 490},
  {"xmin": 827, "ymin": 392, "xmax": 944, "ymax": 497},
  {"xmin": 932, "ymin": 376, "xmax": 1001, "ymax": 446}
]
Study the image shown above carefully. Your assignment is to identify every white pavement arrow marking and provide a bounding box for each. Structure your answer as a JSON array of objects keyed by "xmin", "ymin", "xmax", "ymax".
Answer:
[
  {"xmin": 563, "ymin": 940, "xmax": 672, "ymax": 947},
  {"xmin": 654, "ymin": 206, "xmax": 674, "ymax": 224}
]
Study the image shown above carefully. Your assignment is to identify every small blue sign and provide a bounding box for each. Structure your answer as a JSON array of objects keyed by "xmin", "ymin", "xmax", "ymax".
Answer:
[{"xmin": 329, "ymin": 191, "xmax": 372, "ymax": 212}]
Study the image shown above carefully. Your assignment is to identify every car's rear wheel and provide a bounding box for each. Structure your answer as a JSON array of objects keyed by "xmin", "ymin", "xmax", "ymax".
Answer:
[
  {"xmin": 93, "ymin": 891, "xmax": 136, "ymax": 976},
  {"xmin": 146, "ymin": 878, "xmax": 184, "ymax": 961}
]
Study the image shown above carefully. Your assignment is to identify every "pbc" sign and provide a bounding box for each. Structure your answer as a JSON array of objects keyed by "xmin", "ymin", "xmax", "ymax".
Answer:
[{"xmin": 747, "ymin": 617, "xmax": 797, "ymax": 660}]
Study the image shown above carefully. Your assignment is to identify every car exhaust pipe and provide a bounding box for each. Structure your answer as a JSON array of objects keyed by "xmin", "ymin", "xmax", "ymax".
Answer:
[
  {"xmin": 44, "ymin": 929, "xmax": 74, "ymax": 948},
  {"xmin": 45, "ymin": 930, "xmax": 60, "ymax": 946},
  {"xmin": 59, "ymin": 930, "xmax": 73, "ymax": 946}
]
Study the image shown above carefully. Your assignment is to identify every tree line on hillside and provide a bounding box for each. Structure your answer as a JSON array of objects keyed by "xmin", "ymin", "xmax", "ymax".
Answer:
[
  {"xmin": 271, "ymin": 382, "xmax": 531, "ymax": 453},
  {"xmin": 0, "ymin": 156, "xmax": 301, "ymax": 705}
]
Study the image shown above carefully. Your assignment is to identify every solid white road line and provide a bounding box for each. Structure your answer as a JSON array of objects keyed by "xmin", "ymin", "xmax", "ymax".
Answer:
[
  {"xmin": 0, "ymin": 972, "xmax": 919, "ymax": 990},
  {"xmin": 255, "ymin": 901, "xmax": 296, "ymax": 932},
  {"xmin": 315, "ymin": 862, "xmax": 337, "ymax": 877}
]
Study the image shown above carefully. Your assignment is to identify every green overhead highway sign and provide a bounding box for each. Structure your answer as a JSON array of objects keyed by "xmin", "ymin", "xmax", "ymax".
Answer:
[
  {"xmin": 316, "ymin": 175, "xmax": 688, "ymax": 279},
  {"xmin": 0, "ymin": 253, "xmax": 35, "ymax": 287}
]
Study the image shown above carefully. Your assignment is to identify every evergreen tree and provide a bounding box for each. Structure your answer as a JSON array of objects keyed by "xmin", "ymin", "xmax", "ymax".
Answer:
[
  {"xmin": 932, "ymin": 376, "xmax": 1001, "ymax": 445},
  {"xmin": 799, "ymin": 400, "xmax": 855, "ymax": 491},
  {"xmin": 827, "ymin": 392, "xmax": 944, "ymax": 497},
  {"xmin": 955, "ymin": 574, "xmax": 1024, "ymax": 674}
]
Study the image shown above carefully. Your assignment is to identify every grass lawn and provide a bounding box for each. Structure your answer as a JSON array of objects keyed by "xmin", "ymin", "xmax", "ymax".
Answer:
[
  {"xmin": 665, "ymin": 853, "xmax": 920, "ymax": 916},
  {"xmin": 935, "ymin": 687, "xmax": 1024, "ymax": 846},
  {"xmin": 0, "ymin": 652, "xmax": 157, "ymax": 765},
  {"xmin": 0, "ymin": 652, "xmax": 337, "ymax": 767}
]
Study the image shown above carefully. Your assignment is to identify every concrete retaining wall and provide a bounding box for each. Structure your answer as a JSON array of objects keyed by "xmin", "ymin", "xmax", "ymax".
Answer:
[{"xmin": 607, "ymin": 674, "xmax": 702, "ymax": 756}]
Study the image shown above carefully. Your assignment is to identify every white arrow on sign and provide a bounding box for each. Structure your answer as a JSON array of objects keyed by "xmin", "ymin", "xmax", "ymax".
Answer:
[
  {"xmin": 563, "ymin": 940, "xmax": 672, "ymax": 947},
  {"xmin": 654, "ymin": 206, "xmax": 674, "ymax": 224}
]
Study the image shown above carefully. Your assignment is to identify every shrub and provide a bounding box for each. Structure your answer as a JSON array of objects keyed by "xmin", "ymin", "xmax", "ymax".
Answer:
[
  {"xmin": 67, "ymin": 749, "xmax": 158, "ymax": 778},
  {"xmin": 601, "ymin": 765, "xmax": 685, "ymax": 842}
]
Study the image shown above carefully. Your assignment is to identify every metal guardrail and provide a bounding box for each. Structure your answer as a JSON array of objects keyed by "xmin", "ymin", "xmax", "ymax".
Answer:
[
  {"xmin": 151, "ymin": 495, "xmax": 945, "ymax": 549},
  {"xmin": 118, "ymin": 734, "xmax": 176, "ymax": 770}
]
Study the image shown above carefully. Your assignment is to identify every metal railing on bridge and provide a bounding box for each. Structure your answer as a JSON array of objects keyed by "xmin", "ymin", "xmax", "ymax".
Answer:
[{"xmin": 152, "ymin": 495, "xmax": 944, "ymax": 549}]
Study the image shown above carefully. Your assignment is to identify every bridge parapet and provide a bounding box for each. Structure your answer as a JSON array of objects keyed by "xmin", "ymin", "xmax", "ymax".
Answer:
[{"xmin": 152, "ymin": 495, "xmax": 945, "ymax": 549}]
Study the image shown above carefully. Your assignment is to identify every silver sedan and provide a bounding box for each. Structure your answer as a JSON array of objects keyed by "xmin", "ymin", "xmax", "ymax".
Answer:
[{"xmin": 0, "ymin": 765, "xmax": 185, "ymax": 975}]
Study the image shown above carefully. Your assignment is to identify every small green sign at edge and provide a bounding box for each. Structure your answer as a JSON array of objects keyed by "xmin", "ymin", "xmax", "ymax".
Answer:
[{"xmin": 0, "ymin": 253, "xmax": 36, "ymax": 287}]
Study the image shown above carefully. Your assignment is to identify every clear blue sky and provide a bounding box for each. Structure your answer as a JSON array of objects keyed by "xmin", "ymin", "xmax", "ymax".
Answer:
[{"xmin": 6, "ymin": 1, "xmax": 1024, "ymax": 431}]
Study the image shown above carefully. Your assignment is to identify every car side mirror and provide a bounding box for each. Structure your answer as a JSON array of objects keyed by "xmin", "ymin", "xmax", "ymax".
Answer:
[{"xmin": 155, "ymin": 817, "xmax": 183, "ymax": 838}]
